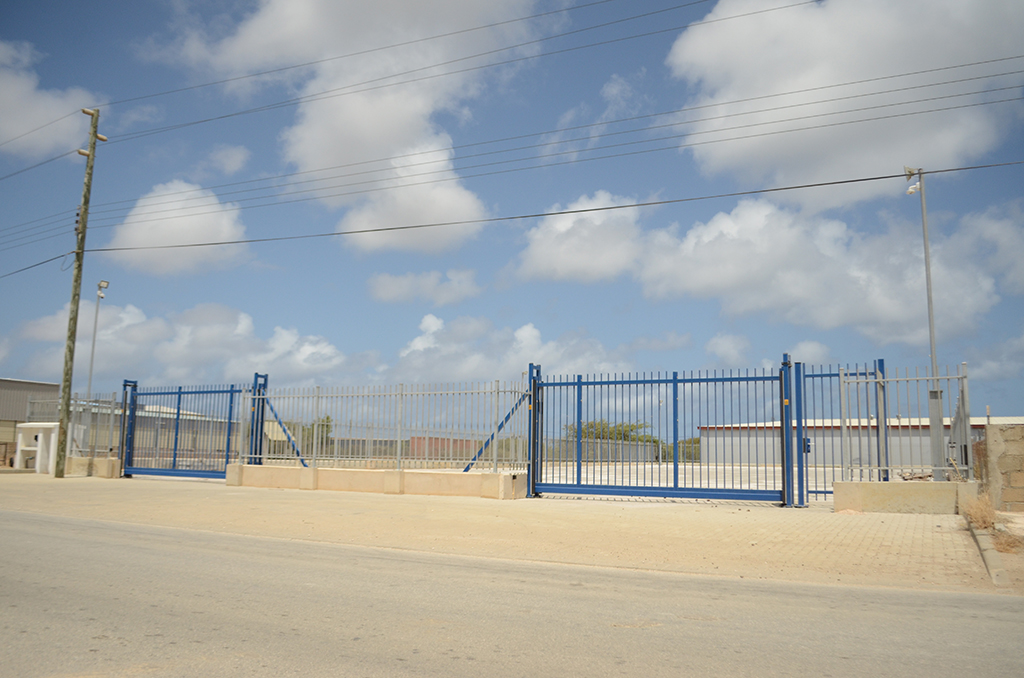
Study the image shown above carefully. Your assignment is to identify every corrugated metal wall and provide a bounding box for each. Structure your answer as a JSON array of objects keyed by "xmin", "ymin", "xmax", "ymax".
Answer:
[{"xmin": 0, "ymin": 379, "xmax": 60, "ymax": 443}]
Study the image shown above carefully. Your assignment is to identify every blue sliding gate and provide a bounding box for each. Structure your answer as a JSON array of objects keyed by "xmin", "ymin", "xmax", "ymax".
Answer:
[
  {"xmin": 526, "ymin": 356, "xmax": 882, "ymax": 505},
  {"xmin": 121, "ymin": 380, "xmax": 245, "ymax": 479}
]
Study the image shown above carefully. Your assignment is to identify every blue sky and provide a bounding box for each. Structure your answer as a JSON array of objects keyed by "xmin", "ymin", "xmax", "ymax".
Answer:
[{"xmin": 1, "ymin": 0, "xmax": 1023, "ymax": 414}]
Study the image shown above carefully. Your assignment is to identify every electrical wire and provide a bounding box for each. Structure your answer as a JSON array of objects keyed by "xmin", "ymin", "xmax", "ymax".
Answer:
[
  {"xmin": 7, "ymin": 59, "xmax": 1015, "ymax": 241},
  {"xmin": 0, "ymin": 0, "xmax": 632, "ymax": 149},
  {"xmin": 74, "ymin": 77, "xmax": 1024, "ymax": 226},
  {"xmin": 0, "ymin": 0, "xmax": 799, "ymax": 184},
  {"xmin": 104, "ymin": 1, "xmax": 814, "ymax": 147},
  {"xmin": 77, "ymin": 56, "xmax": 1024, "ymax": 217},
  {"xmin": 4, "ymin": 159, "xmax": 1021, "ymax": 280},
  {"xmin": 3, "ymin": 88, "xmax": 1020, "ymax": 255},
  {"xmin": 67, "ymin": 92, "xmax": 1023, "ymax": 232}
]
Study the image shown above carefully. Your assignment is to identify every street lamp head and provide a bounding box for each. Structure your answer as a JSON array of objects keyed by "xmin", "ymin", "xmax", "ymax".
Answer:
[
  {"xmin": 903, "ymin": 166, "xmax": 919, "ymax": 181},
  {"xmin": 98, "ymin": 280, "xmax": 109, "ymax": 289}
]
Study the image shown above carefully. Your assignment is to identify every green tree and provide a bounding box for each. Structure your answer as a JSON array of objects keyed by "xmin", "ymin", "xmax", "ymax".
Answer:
[{"xmin": 564, "ymin": 419, "xmax": 699, "ymax": 462}]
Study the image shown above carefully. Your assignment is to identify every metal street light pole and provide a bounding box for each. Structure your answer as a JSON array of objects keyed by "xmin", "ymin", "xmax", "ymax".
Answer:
[
  {"xmin": 85, "ymin": 280, "xmax": 108, "ymax": 459},
  {"xmin": 904, "ymin": 166, "xmax": 945, "ymax": 480},
  {"xmin": 55, "ymin": 109, "xmax": 106, "ymax": 478},
  {"xmin": 86, "ymin": 280, "xmax": 108, "ymax": 401}
]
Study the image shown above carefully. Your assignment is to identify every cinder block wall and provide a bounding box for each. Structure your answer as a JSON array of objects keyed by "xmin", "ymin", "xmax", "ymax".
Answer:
[{"xmin": 985, "ymin": 424, "xmax": 1024, "ymax": 512}]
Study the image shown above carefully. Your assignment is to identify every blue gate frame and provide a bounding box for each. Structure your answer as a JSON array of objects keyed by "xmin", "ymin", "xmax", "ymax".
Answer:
[
  {"xmin": 526, "ymin": 356, "xmax": 887, "ymax": 506},
  {"xmin": 527, "ymin": 358, "xmax": 800, "ymax": 504},
  {"xmin": 121, "ymin": 380, "xmax": 245, "ymax": 479}
]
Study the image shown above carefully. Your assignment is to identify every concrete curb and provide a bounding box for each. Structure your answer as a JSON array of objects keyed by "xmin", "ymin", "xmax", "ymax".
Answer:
[{"xmin": 966, "ymin": 520, "xmax": 1010, "ymax": 587}]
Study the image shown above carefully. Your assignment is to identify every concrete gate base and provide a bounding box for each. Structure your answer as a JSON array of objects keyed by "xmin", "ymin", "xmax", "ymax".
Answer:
[
  {"xmin": 833, "ymin": 481, "xmax": 978, "ymax": 514},
  {"xmin": 226, "ymin": 464, "xmax": 528, "ymax": 500}
]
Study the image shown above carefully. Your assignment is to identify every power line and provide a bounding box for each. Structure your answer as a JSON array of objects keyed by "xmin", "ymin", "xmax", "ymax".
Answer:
[
  {"xmin": 104, "ymin": 1, "xmax": 811, "ymax": 146},
  {"xmin": 0, "ymin": 0, "xmax": 778, "ymax": 182},
  {"xmin": 80, "ymin": 161, "xmax": 1024, "ymax": 254},
  {"xmin": 0, "ymin": 149, "xmax": 78, "ymax": 182},
  {"xmin": 71, "ymin": 93, "xmax": 1022, "ymax": 232},
  {"xmin": 0, "ymin": 252, "xmax": 73, "ymax": 280},
  {"xmin": 5, "ymin": 159, "xmax": 1020, "ymax": 280},
  {"xmin": 4, "ymin": 90, "xmax": 1020, "ymax": 256},
  {"xmin": 0, "ymin": 0, "xmax": 634, "ymax": 149},
  {"xmin": 77, "ymin": 78, "xmax": 1024, "ymax": 226},
  {"xmin": 6, "ymin": 58, "xmax": 1018, "ymax": 249},
  {"xmin": 89, "ymin": 0, "xmax": 635, "ymax": 110},
  {"xmin": 80, "ymin": 55, "xmax": 1024, "ymax": 214},
  {"xmin": 6, "ymin": 62, "xmax": 1008, "ymax": 239}
]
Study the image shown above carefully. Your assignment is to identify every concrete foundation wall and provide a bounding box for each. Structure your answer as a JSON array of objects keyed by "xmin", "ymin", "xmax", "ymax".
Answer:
[
  {"xmin": 65, "ymin": 456, "xmax": 121, "ymax": 478},
  {"xmin": 986, "ymin": 424, "xmax": 1024, "ymax": 512},
  {"xmin": 226, "ymin": 464, "xmax": 527, "ymax": 500},
  {"xmin": 834, "ymin": 481, "xmax": 978, "ymax": 514}
]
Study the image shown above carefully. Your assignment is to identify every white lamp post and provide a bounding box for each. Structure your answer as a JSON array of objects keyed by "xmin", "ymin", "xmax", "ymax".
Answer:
[
  {"xmin": 905, "ymin": 167, "xmax": 945, "ymax": 480},
  {"xmin": 85, "ymin": 280, "xmax": 108, "ymax": 402}
]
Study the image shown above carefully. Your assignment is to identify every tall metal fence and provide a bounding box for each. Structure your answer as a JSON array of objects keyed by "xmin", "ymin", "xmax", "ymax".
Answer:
[
  {"xmin": 27, "ymin": 393, "xmax": 122, "ymax": 457},
  {"xmin": 33, "ymin": 360, "xmax": 971, "ymax": 496},
  {"xmin": 249, "ymin": 377, "xmax": 530, "ymax": 472},
  {"xmin": 836, "ymin": 362, "xmax": 974, "ymax": 482}
]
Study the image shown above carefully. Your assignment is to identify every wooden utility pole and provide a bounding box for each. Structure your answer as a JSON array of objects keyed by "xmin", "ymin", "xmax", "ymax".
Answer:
[{"xmin": 55, "ymin": 108, "xmax": 105, "ymax": 477}]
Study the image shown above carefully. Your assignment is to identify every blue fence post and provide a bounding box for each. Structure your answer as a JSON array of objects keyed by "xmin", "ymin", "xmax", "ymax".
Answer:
[
  {"xmin": 224, "ymin": 386, "xmax": 237, "ymax": 471},
  {"xmin": 248, "ymin": 373, "xmax": 267, "ymax": 465},
  {"xmin": 527, "ymin": 364, "xmax": 541, "ymax": 497},
  {"xmin": 121, "ymin": 380, "xmax": 138, "ymax": 477},
  {"xmin": 794, "ymin": 362, "xmax": 806, "ymax": 507},
  {"xmin": 672, "ymin": 371, "xmax": 679, "ymax": 489},
  {"xmin": 171, "ymin": 385, "xmax": 182, "ymax": 470},
  {"xmin": 781, "ymin": 354, "xmax": 794, "ymax": 507},
  {"xmin": 575, "ymin": 374, "xmax": 583, "ymax": 486}
]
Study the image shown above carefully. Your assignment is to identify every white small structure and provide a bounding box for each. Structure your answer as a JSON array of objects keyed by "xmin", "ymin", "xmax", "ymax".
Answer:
[{"xmin": 15, "ymin": 422, "xmax": 60, "ymax": 474}]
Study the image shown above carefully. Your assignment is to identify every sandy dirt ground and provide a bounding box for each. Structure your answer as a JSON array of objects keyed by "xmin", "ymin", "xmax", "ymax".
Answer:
[{"xmin": 2, "ymin": 473, "xmax": 1015, "ymax": 595}]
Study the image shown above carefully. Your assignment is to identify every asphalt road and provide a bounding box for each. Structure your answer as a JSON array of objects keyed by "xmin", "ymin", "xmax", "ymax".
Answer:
[{"xmin": 2, "ymin": 509, "xmax": 1021, "ymax": 678}]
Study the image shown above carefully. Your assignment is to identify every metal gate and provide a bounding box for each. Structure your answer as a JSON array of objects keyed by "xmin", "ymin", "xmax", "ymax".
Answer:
[
  {"xmin": 836, "ymin": 362, "xmax": 973, "ymax": 482},
  {"xmin": 121, "ymin": 380, "xmax": 246, "ymax": 479},
  {"xmin": 527, "ymin": 360, "xmax": 797, "ymax": 503}
]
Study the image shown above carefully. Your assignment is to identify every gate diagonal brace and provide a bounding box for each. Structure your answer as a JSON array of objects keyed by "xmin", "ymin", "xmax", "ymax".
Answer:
[{"xmin": 462, "ymin": 391, "xmax": 529, "ymax": 472}]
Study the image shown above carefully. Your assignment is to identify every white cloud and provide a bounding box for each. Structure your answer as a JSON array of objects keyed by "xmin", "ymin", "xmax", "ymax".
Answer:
[
  {"xmin": 0, "ymin": 41, "xmax": 98, "ymax": 159},
  {"xmin": 640, "ymin": 199, "xmax": 998, "ymax": 345},
  {"xmin": 541, "ymin": 71, "xmax": 646, "ymax": 158},
  {"xmin": 705, "ymin": 333, "xmax": 750, "ymax": 366},
  {"xmin": 339, "ymin": 143, "xmax": 487, "ymax": 252},
  {"xmin": 20, "ymin": 302, "xmax": 345, "ymax": 387},
  {"xmin": 208, "ymin": 144, "xmax": 250, "ymax": 175},
  {"xmin": 948, "ymin": 202, "xmax": 1024, "ymax": 295},
  {"xmin": 392, "ymin": 313, "xmax": 631, "ymax": 382},
  {"xmin": 789, "ymin": 340, "xmax": 830, "ymax": 365},
  {"xmin": 518, "ymin": 191, "xmax": 642, "ymax": 282},
  {"xmin": 666, "ymin": 0, "xmax": 1024, "ymax": 210},
  {"xmin": 369, "ymin": 269, "xmax": 482, "ymax": 306},
  {"xmin": 14, "ymin": 303, "xmax": 633, "ymax": 387},
  {"xmin": 104, "ymin": 180, "xmax": 248, "ymax": 275},
  {"xmin": 399, "ymin": 314, "xmax": 446, "ymax": 357},
  {"xmin": 971, "ymin": 331, "xmax": 1024, "ymax": 381},
  {"xmin": 516, "ymin": 194, "xmax": 1017, "ymax": 347},
  {"xmin": 627, "ymin": 331, "xmax": 692, "ymax": 353},
  {"xmin": 163, "ymin": 0, "xmax": 540, "ymax": 252},
  {"xmin": 114, "ymin": 104, "xmax": 161, "ymax": 130}
]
